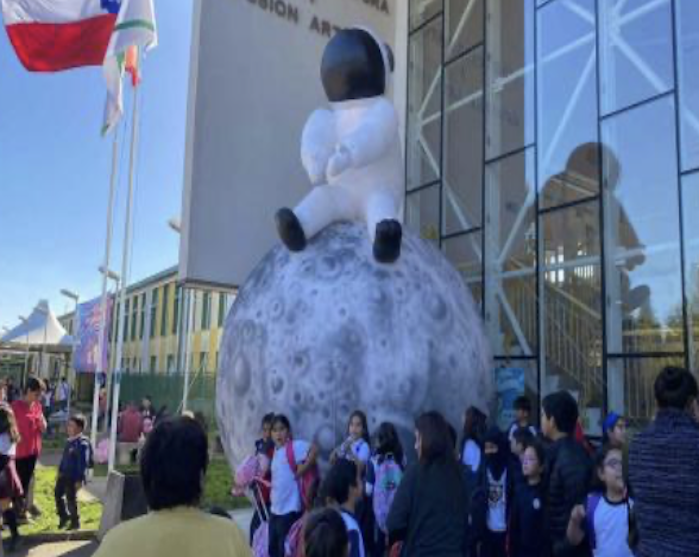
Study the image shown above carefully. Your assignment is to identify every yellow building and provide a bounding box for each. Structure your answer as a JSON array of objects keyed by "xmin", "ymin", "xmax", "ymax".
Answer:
[{"xmin": 59, "ymin": 266, "xmax": 236, "ymax": 376}]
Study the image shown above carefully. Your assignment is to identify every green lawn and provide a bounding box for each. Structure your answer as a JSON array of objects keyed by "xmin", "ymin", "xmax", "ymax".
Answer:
[
  {"xmin": 93, "ymin": 456, "xmax": 250, "ymax": 511},
  {"xmin": 2, "ymin": 466, "xmax": 101, "ymax": 537}
]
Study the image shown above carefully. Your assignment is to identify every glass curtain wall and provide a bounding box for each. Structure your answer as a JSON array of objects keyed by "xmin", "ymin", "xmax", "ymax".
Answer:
[{"xmin": 406, "ymin": 0, "xmax": 699, "ymax": 429}]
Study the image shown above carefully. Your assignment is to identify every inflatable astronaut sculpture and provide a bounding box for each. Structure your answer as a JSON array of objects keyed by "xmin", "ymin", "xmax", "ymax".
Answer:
[{"xmin": 275, "ymin": 27, "xmax": 404, "ymax": 263}]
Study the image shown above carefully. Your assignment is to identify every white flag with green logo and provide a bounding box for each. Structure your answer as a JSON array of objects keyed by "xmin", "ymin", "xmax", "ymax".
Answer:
[{"xmin": 102, "ymin": 0, "xmax": 157, "ymax": 135}]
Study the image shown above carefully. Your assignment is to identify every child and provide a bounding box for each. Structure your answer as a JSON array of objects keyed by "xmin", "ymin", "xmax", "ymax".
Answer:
[
  {"xmin": 55, "ymin": 414, "xmax": 90, "ymax": 530},
  {"xmin": 332, "ymin": 410, "xmax": 371, "ymax": 475},
  {"xmin": 321, "ymin": 459, "xmax": 365, "ymax": 557},
  {"xmin": 509, "ymin": 440, "xmax": 547, "ymax": 557},
  {"xmin": 567, "ymin": 445, "xmax": 634, "ymax": 557},
  {"xmin": 483, "ymin": 426, "xmax": 510, "ymax": 557},
  {"xmin": 0, "ymin": 404, "xmax": 22, "ymax": 551},
  {"xmin": 508, "ymin": 396, "xmax": 537, "ymax": 442},
  {"xmin": 461, "ymin": 406, "xmax": 487, "ymax": 473},
  {"xmin": 269, "ymin": 414, "xmax": 318, "ymax": 557},
  {"xmin": 250, "ymin": 413, "xmax": 275, "ymax": 543},
  {"xmin": 365, "ymin": 422, "xmax": 404, "ymax": 557},
  {"xmin": 510, "ymin": 426, "xmax": 535, "ymax": 486},
  {"xmin": 304, "ymin": 507, "xmax": 350, "ymax": 557},
  {"xmin": 601, "ymin": 412, "xmax": 627, "ymax": 449},
  {"xmin": 332, "ymin": 411, "xmax": 372, "ymax": 552}
]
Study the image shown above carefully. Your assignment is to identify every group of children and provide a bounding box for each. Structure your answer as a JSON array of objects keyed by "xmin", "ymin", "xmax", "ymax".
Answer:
[
  {"xmin": 247, "ymin": 393, "xmax": 636, "ymax": 557},
  {"xmin": 246, "ymin": 410, "xmax": 404, "ymax": 557},
  {"xmin": 0, "ymin": 400, "xmax": 91, "ymax": 551}
]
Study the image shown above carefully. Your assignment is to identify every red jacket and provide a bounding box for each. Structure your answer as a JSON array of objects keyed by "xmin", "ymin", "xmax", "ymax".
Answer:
[{"xmin": 11, "ymin": 400, "xmax": 45, "ymax": 459}]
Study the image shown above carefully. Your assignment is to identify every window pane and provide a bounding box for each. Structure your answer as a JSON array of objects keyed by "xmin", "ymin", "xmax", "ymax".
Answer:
[
  {"xmin": 677, "ymin": 0, "xmax": 699, "ymax": 171},
  {"xmin": 537, "ymin": 0, "xmax": 599, "ymax": 209},
  {"xmin": 486, "ymin": 0, "xmax": 535, "ymax": 159},
  {"xmin": 608, "ymin": 356, "xmax": 685, "ymax": 428},
  {"xmin": 443, "ymin": 231, "xmax": 482, "ymax": 307},
  {"xmin": 408, "ymin": 17, "xmax": 443, "ymax": 190},
  {"xmin": 443, "ymin": 47, "xmax": 483, "ymax": 234},
  {"xmin": 541, "ymin": 200, "xmax": 603, "ymax": 426},
  {"xmin": 406, "ymin": 186, "xmax": 440, "ymax": 244},
  {"xmin": 485, "ymin": 148, "xmax": 537, "ymax": 356},
  {"xmin": 599, "ymin": 0, "xmax": 674, "ymax": 115},
  {"xmin": 410, "ymin": 0, "xmax": 442, "ymax": 31},
  {"xmin": 494, "ymin": 360, "xmax": 538, "ymax": 430},
  {"xmin": 445, "ymin": 0, "xmax": 483, "ymax": 61},
  {"xmin": 681, "ymin": 173, "xmax": 699, "ymax": 369},
  {"xmin": 602, "ymin": 98, "xmax": 683, "ymax": 354}
]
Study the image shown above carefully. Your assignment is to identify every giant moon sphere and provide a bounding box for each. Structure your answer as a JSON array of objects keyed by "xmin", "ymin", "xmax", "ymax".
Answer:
[{"xmin": 217, "ymin": 222, "xmax": 493, "ymax": 466}]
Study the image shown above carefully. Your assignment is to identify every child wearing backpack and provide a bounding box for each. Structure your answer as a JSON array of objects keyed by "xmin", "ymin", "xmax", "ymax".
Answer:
[
  {"xmin": 269, "ymin": 414, "xmax": 318, "ymax": 557},
  {"xmin": 251, "ymin": 413, "xmax": 275, "ymax": 544},
  {"xmin": 567, "ymin": 445, "xmax": 634, "ymax": 557},
  {"xmin": 320, "ymin": 459, "xmax": 365, "ymax": 557},
  {"xmin": 483, "ymin": 426, "xmax": 511, "ymax": 557},
  {"xmin": 55, "ymin": 413, "xmax": 91, "ymax": 530},
  {"xmin": 509, "ymin": 439, "xmax": 547, "ymax": 557},
  {"xmin": 365, "ymin": 422, "xmax": 405, "ymax": 557}
]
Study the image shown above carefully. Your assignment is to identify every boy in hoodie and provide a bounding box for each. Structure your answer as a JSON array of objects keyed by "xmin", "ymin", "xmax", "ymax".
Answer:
[{"xmin": 55, "ymin": 414, "xmax": 90, "ymax": 530}]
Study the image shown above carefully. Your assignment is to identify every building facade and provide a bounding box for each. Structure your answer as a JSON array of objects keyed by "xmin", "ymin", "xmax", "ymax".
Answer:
[
  {"xmin": 404, "ymin": 0, "xmax": 699, "ymax": 431},
  {"xmin": 60, "ymin": 267, "xmax": 235, "ymax": 377}
]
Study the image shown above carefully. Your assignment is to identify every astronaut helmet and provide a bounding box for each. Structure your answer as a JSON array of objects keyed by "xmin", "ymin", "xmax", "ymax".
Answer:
[{"xmin": 320, "ymin": 27, "xmax": 394, "ymax": 103}]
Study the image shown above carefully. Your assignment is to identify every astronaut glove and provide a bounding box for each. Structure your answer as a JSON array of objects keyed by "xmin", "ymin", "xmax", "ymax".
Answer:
[{"xmin": 326, "ymin": 144, "xmax": 353, "ymax": 179}]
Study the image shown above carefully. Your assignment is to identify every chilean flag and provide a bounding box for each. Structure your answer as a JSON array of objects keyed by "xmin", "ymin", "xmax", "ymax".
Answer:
[{"xmin": 1, "ymin": 0, "xmax": 121, "ymax": 71}]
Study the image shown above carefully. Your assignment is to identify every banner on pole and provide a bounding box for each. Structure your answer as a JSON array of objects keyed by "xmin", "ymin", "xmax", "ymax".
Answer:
[{"xmin": 74, "ymin": 295, "xmax": 113, "ymax": 373}]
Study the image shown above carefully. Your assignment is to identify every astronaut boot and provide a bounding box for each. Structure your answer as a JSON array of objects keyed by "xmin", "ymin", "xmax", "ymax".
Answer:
[
  {"xmin": 373, "ymin": 219, "xmax": 402, "ymax": 263},
  {"xmin": 275, "ymin": 208, "xmax": 307, "ymax": 252}
]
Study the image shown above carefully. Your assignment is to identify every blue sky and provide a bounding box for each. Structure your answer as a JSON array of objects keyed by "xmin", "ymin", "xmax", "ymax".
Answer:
[{"xmin": 0, "ymin": 1, "xmax": 192, "ymax": 330}]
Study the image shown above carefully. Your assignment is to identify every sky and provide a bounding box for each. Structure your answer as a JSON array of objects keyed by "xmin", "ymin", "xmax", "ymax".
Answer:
[{"xmin": 0, "ymin": 1, "xmax": 193, "ymax": 331}]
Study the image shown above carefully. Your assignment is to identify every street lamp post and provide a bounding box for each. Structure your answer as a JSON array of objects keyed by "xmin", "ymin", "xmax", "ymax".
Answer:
[
  {"xmin": 60, "ymin": 289, "xmax": 80, "ymax": 417},
  {"xmin": 18, "ymin": 315, "xmax": 29, "ymax": 387}
]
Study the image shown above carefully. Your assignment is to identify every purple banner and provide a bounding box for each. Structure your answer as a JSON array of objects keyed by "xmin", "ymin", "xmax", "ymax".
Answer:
[{"xmin": 74, "ymin": 295, "xmax": 113, "ymax": 373}]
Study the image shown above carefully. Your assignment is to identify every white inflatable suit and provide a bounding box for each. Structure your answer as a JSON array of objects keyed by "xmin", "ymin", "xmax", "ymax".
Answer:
[{"xmin": 276, "ymin": 27, "xmax": 405, "ymax": 263}]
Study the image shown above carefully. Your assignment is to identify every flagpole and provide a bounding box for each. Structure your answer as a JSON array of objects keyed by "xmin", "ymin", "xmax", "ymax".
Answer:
[
  {"xmin": 90, "ymin": 129, "xmax": 120, "ymax": 463},
  {"xmin": 108, "ymin": 83, "xmax": 140, "ymax": 473}
]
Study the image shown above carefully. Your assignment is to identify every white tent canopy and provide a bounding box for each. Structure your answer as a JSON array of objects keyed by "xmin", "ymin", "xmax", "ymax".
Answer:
[{"xmin": 1, "ymin": 300, "xmax": 73, "ymax": 347}]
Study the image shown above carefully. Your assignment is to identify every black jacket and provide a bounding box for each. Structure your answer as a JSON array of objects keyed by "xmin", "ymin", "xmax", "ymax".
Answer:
[
  {"xmin": 58, "ymin": 435, "xmax": 90, "ymax": 483},
  {"xmin": 387, "ymin": 460, "xmax": 468, "ymax": 557},
  {"xmin": 629, "ymin": 409, "xmax": 699, "ymax": 557},
  {"xmin": 510, "ymin": 480, "xmax": 548, "ymax": 557},
  {"xmin": 545, "ymin": 436, "xmax": 592, "ymax": 557}
]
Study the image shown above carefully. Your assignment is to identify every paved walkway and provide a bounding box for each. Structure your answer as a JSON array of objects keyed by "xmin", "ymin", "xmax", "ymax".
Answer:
[{"xmin": 8, "ymin": 541, "xmax": 98, "ymax": 557}]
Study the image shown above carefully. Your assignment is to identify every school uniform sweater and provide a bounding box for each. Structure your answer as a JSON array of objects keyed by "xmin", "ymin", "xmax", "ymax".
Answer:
[{"xmin": 629, "ymin": 409, "xmax": 699, "ymax": 557}]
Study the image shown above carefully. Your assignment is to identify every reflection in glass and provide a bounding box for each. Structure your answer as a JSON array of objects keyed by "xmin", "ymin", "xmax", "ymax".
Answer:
[
  {"xmin": 607, "ymin": 356, "xmax": 684, "ymax": 427},
  {"xmin": 541, "ymin": 200, "xmax": 603, "ymax": 425},
  {"xmin": 443, "ymin": 48, "xmax": 483, "ymax": 234},
  {"xmin": 406, "ymin": 185, "xmax": 440, "ymax": 245},
  {"xmin": 676, "ymin": 0, "xmax": 699, "ymax": 172},
  {"xmin": 598, "ymin": 0, "xmax": 674, "ymax": 115},
  {"xmin": 681, "ymin": 173, "xmax": 699, "ymax": 370},
  {"xmin": 410, "ymin": 0, "xmax": 442, "ymax": 31},
  {"xmin": 443, "ymin": 231, "xmax": 482, "ymax": 306},
  {"xmin": 407, "ymin": 17, "xmax": 443, "ymax": 190},
  {"xmin": 602, "ymin": 98, "xmax": 683, "ymax": 354},
  {"xmin": 486, "ymin": 0, "xmax": 535, "ymax": 159},
  {"xmin": 445, "ymin": 0, "xmax": 483, "ymax": 61},
  {"xmin": 485, "ymin": 148, "xmax": 537, "ymax": 356},
  {"xmin": 537, "ymin": 0, "xmax": 599, "ymax": 209}
]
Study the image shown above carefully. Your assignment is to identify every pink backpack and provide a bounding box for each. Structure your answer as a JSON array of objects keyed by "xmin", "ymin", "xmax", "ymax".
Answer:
[
  {"xmin": 284, "ymin": 515, "xmax": 305, "ymax": 557},
  {"xmin": 252, "ymin": 522, "xmax": 270, "ymax": 557},
  {"xmin": 373, "ymin": 455, "xmax": 403, "ymax": 534}
]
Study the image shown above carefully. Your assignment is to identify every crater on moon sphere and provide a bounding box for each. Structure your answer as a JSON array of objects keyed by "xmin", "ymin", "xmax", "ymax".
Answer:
[{"xmin": 216, "ymin": 222, "xmax": 493, "ymax": 468}]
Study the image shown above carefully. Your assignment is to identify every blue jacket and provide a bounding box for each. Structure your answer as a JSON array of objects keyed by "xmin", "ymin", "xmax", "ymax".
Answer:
[{"xmin": 59, "ymin": 435, "xmax": 90, "ymax": 483}]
